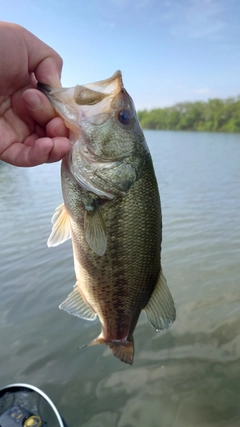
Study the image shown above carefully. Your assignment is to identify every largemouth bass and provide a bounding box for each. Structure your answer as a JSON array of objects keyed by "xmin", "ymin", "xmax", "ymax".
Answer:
[{"xmin": 38, "ymin": 71, "xmax": 176, "ymax": 365}]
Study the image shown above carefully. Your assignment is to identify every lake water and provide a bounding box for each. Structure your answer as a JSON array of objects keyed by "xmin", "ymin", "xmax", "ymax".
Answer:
[{"xmin": 0, "ymin": 130, "xmax": 240, "ymax": 427}]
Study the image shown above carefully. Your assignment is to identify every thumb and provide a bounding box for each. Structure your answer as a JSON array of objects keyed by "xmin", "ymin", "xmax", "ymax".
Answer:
[
  {"xmin": 33, "ymin": 55, "xmax": 63, "ymax": 88},
  {"xmin": 21, "ymin": 26, "xmax": 63, "ymax": 87}
]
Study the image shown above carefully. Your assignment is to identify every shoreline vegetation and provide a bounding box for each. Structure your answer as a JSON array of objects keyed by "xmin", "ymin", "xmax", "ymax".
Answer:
[{"xmin": 138, "ymin": 96, "xmax": 240, "ymax": 133}]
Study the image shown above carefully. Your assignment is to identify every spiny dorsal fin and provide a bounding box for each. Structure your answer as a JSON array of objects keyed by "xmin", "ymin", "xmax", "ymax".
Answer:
[
  {"xmin": 47, "ymin": 203, "xmax": 71, "ymax": 247},
  {"xmin": 143, "ymin": 270, "xmax": 176, "ymax": 331},
  {"xmin": 84, "ymin": 204, "xmax": 107, "ymax": 256},
  {"xmin": 59, "ymin": 284, "xmax": 97, "ymax": 321}
]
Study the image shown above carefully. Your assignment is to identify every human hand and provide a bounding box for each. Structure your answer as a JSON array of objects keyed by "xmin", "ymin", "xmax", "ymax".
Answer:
[{"xmin": 0, "ymin": 22, "xmax": 70, "ymax": 167}]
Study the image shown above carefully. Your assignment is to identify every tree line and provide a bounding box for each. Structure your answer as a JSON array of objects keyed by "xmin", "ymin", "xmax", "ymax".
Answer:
[{"xmin": 137, "ymin": 96, "xmax": 240, "ymax": 132}]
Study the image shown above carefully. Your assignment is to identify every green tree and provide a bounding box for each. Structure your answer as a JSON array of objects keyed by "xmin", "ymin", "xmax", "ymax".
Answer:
[{"xmin": 137, "ymin": 96, "xmax": 240, "ymax": 133}]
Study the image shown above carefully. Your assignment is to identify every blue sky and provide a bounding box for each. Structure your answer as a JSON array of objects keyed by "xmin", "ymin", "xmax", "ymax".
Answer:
[{"xmin": 2, "ymin": 0, "xmax": 240, "ymax": 109}]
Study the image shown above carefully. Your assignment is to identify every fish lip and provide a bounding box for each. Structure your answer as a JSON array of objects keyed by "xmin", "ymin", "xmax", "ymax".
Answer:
[
  {"xmin": 37, "ymin": 70, "xmax": 123, "ymax": 99},
  {"xmin": 83, "ymin": 70, "xmax": 123, "ymax": 94}
]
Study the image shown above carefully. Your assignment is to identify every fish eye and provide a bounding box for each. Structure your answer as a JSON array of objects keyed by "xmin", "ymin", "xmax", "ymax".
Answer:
[{"xmin": 118, "ymin": 109, "xmax": 134, "ymax": 126}]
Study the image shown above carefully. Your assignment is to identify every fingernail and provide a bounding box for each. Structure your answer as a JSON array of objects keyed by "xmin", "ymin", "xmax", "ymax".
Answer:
[{"xmin": 23, "ymin": 90, "xmax": 42, "ymax": 109}]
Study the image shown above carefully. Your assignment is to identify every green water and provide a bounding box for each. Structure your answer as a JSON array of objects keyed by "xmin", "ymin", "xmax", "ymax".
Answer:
[{"xmin": 0, "ymin": 130, "xmax": 240, "ymax": 426}]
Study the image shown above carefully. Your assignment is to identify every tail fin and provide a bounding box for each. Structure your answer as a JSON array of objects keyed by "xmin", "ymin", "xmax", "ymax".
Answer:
[
  {"xmin": 109, "ymin": 339, "xmax": 134, "ymax": 365},
  {"xmin": 87, "ymin": 335, "xmax": 134, "ymax": 365}
]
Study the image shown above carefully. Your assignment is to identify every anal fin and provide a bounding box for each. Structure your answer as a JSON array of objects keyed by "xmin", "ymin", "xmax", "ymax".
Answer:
[
  {"xmin": 59, "ymin": 284, "xmax": 97, "ymax": 321},
  {"xmin": 144, "ymin": 270, "xmax": 176, "ymax": 331}
]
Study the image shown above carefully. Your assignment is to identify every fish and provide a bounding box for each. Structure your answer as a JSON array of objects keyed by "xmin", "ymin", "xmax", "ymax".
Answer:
[{"xmin": 38, "ymin": 71, "xmax": 176, "ymax": 365}]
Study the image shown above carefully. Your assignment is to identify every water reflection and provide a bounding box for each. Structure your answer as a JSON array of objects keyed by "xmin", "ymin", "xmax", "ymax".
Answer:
[
  {"xmin": 1, "ymin": 132, "xmax": 240, "ymax": 427},
  {"xmin": 63, "ymin": 356, "xmax": 240, "ymax": 427}
]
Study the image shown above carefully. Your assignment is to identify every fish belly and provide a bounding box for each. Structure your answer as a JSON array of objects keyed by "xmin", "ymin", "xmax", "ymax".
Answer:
[{"xmin": 62, "ymin": 154, "xmax": 162, "ymax": 364}]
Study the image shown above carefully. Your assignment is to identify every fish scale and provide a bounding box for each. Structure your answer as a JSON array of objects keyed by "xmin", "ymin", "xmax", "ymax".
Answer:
[{"xmin": 38, "ymin": 71, "xmax": 176, "ymax": 364}]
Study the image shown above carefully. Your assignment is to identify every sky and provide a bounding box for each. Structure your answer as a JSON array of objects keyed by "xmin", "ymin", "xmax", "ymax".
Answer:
[{"xmin": 2, "ymin": 0, "xmax": 240, "ymax": 110}]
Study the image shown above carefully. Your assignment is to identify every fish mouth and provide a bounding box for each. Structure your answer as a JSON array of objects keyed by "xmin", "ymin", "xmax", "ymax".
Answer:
[
  {"xmin": 37, "ymin": 71, "xmax": 124, "ymax": 129},
  {"xmin": 37, "ymin": 71, "xmax": 123, "ymax": 106},
  {"xmin": 79, "ymin": 70, "xmax": 123, "ymax": 100}
]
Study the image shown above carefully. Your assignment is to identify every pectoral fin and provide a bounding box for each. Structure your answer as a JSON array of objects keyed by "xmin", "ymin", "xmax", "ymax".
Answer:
[
  {"xmin": 47, "ymin": 203, "xmax": 71, "ymax": 247},
  {"xmin": 59, "ymin": 284, "xmax": 97, "ymax": 321},
  {"xmin": 84, "ymin": 204, "xmax": 107, "ymax": 256},
  {"xmin": 144, "ymin": 270, "xmax": 176, "ymax": 331}
]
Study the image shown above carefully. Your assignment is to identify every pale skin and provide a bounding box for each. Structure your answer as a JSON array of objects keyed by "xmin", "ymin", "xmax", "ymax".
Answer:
[{"xmin": 0, "ymin": 22, "xmax": 70, "ymax": 167}]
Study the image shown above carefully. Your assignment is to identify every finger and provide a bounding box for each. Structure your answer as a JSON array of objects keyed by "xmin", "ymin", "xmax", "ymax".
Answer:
[
  {"xmin": 23, "ymin": 88, "xmax": 57, "ymax": 127},
  {"xmin": 34, "ymin": 56, "xmax": 63, "ymax": 88},
  {"xmin": 35, "ymin": 117, "xmax": 69, "ymax": 139},
  {"xmin": 24, "ymin": 135, "xmax": 70, "ymax": 165},
  {"xmin": 1, "ymin": 136, "xmax": 70, "ymax": 167},
  {"xmin": 45, "ymin": 136, "xmax": 71, "ymax": 163},
  {"xmin": 22, "ymin": 27, "xmax": 63, "ymax": 87},
  {"xmin": 0, "ymin": 138, "xmax": 52, "ymax": 166},
  {"xmin": 46, "ymin": 117, "xmax": 69, "ymax": 138},
  {"xmin": 23, "ymin": 89, "xmax": 69, "ymax": 138},
  {"xmin": 26, "ymin": 136, "xmax": 70, "ymax": 165}
]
